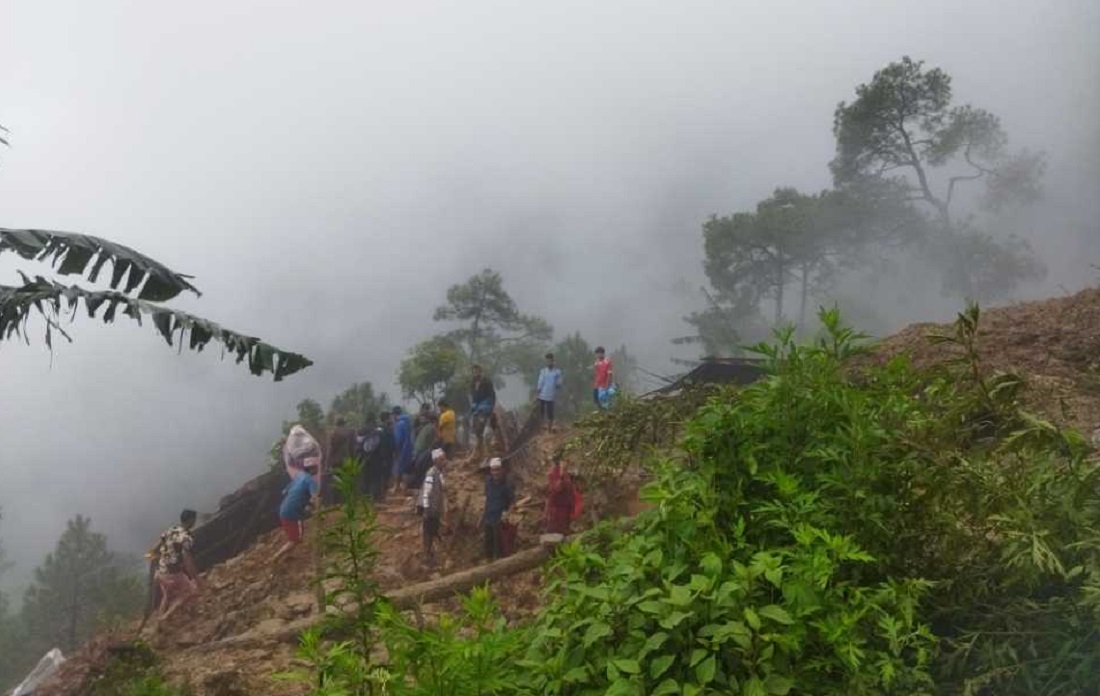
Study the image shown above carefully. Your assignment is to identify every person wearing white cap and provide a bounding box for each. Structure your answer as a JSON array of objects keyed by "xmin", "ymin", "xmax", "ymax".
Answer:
[
  {"xmin": 482, "ymin": 457, "xmax": 515, "ymax": 560},
  {"xmin": 417, "ymin": 448, "xmax": 448, "ymax": 565}
]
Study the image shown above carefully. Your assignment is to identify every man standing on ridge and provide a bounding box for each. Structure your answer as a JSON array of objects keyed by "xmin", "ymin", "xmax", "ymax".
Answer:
[
  {"xmin": 536, "ymin": 352, "xmax": 564, "ymax": 432},
  {"xmin": 470, "ymin": 364, "xmax": 497, "ymax": 456},
  {"xmin": 593, "ymin": 346, "xmax": 614, "ymax": 410}
]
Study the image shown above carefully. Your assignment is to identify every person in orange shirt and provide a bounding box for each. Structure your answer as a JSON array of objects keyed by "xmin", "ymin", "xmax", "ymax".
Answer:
[{"xmin": 437, "ymin": 398, "xmax": 457, "ymax": 458}]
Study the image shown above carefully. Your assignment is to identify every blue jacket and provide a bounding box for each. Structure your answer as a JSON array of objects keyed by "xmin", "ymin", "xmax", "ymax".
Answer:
[{"xmin": 393, "ymin": 414, "xmax": 414, "ymax": 474}]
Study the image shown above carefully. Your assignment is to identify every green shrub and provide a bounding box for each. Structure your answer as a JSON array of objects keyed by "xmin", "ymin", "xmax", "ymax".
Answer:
[{"xmin": 297, "ymin": 306, "xmax": 1100, "ymax": 695}]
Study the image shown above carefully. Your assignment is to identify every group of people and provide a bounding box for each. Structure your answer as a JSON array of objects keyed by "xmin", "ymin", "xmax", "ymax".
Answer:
[
  {"xmin": 535, "ymin": 346, "xmax": 616, "ymax": 432},
  {"xmin": 144, "ymin": 348, "xmax": 608, "ymax": 622}
]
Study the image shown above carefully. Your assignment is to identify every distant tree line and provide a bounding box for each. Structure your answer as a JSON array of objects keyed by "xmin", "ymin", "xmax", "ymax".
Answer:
[{"xmin": 681, "ymin": 56, "xmax": 1046, "ymax": 357}]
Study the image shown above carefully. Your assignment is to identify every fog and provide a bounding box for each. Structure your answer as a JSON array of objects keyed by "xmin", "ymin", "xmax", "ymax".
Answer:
[{"xmin": 1, "ymin": 0, "xmax": 1097, "ymax": 592}]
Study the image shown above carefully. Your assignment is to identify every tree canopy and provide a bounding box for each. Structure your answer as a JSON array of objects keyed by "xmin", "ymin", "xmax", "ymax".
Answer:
[
  {"xmin": 832, "ymin": 56, "xmax": 1043, "ymax": 226},
  {"xmin": 432, "ymin": 268, "xmax": 552, "ymax": 377},
  {"xmin": 329, "ymin": 382, "xmax": 390, "ymax": 427},
  {"xmin": 397, "ymin": 336, "xmax": 464, "ymax": 407},
  {"xmin": 19, "ymin": 516, "xmax": 142, "ymax": 653},
  {"xmin": 831, "ymin": 56, "xmax": 1045, "ymax": 300}
]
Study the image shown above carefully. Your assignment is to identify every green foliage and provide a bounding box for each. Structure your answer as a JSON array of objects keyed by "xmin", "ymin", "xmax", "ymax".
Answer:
[
  {"xmin": 431, "ymin": 268, "xmax": 552, "ymax": 378},
  {"xmin": 0, "ymin": 229, "xmax": 312, "ymax": 380},
  {"xmin": 565, "ymin": 387, "xmax": 715, "ymax": 484},
  {"xmin": 398, "ymin": 336, "xmax": 464, "ymax": 406},
  {"xmin": 677, "ymin": 286, "xmax": 770, "ymax": 358},
  {"xmin": 376, "ymin": 586, "xmax": 529, "ymax": 696},
  {"xmin": 830, "ymin": 55, "xmax": 1046, "ymax": 299},
  {"xmin": 320, "ymin": 459, "xmax": 383, "ymax": 661},
  {"xmin": 288, "ymin": 458, "xmax": 387, "ymax": 695},
  {"xmin": 693, "ymin": 185, "xmax": 907, "ymax": 349},
  {"xmin": 21, "ymin": 515, "xmax": 144, "ymax": 654},
  {"xmin": 294, "ymin": 306, "xmax": 1099, "ymax": 696},
  {"xmin": 330, "ymin": 382, "xmax": 390, "ymax": 428}
]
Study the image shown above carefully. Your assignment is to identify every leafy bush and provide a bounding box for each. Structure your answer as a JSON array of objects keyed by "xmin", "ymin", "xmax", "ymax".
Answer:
[
  {"xmin": 375, "ymin": 586, "xmax": 529, "ymax": 696},
  {"xmin": 298, "ymin": 307, "xmax": 1100, "ymax": 695}
]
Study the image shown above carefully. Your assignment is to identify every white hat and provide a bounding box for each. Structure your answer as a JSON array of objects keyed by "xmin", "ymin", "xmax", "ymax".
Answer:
[
  {"xmin": 431, "ymin": 448, "xmax": 445, "ymax": 461},
  {"xmin": 489, "ymin": 457, "xmax": 503, "ymax": 469}
]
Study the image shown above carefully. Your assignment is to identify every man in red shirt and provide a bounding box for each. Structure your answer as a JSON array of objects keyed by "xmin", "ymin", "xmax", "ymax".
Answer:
[{"xmin": 593, "ymin": 346, "xmax": 613, "ymax": 410}]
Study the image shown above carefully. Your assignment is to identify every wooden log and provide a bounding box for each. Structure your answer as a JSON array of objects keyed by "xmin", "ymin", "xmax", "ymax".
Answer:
[{"xmin": 185, "ymin": 542, "xmax": 555, "ymax": 654}]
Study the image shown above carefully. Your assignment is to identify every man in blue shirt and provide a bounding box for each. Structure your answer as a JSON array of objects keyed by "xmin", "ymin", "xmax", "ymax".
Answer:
[
  {"xmin": 275, "ymin": 462, "xmax": 319, "ymax": 560},
  {"xmin": 536, "ymin": 352, "xmax": 564, "ymax": 432}
]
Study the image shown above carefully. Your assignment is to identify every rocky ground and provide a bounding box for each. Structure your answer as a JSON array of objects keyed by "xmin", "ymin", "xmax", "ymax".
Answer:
[{"xmin": 38, "ymin": 424, "xmax": 638, "ymax": 695}]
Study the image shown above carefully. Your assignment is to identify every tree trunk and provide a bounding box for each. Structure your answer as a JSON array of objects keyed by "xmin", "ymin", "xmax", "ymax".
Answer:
[
  {"xmin": 799, "ymin": 263, "xmax": 810, "ymax": 332},
  {"xmin": 186, "ymin": 543, "xmax": 555, "ymax": 654},
  {"xmin": 774, "ymin": 257, "xmax": 785, "ymax": 325}
]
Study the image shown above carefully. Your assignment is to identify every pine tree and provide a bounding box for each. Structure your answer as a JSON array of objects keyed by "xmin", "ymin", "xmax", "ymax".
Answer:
[{"xmin": 20, "ymin": 515, "xmax": 143, "ymax": 653}]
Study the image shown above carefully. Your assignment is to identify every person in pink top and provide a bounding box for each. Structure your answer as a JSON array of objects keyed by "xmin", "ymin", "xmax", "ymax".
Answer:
[{"xmin": 593, "ymin": 346, "xmax": 613, "ymax": 410}]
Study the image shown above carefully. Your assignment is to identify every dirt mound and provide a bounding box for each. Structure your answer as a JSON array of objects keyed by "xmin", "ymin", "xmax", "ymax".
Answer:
[{"xmin": 865, "ymin": 286, "xmax": 1100, "ymax": 438}]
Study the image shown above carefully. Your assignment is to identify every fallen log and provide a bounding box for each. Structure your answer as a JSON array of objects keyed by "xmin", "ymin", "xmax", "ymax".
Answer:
[{"xmin": 185, "ymin": 541, "xmax": 555, "ymax": 654}]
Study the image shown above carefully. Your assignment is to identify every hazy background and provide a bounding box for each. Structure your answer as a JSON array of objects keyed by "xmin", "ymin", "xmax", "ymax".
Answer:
[{"xmin": 1, "ymin": 0, "xmax": 1097, "ymax": 593}]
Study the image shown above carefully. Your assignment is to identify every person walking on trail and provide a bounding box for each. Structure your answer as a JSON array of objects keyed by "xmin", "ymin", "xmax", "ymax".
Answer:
[
  {"xmin": 392, "ymin": 406, "xmax": 414, "ymax": 493},
  {"xmin": 470, "ymin": 364, "xmax": 497, "ymax": 456},
  {"xmin": 593, "ymin": 346, "xmax": 614, "ymax": 410},
  {"xmin": 152, "ymin": 509, "xmax": 200, "ymax": 621},
  {"xmin": 283, "ymin": 424, "xmax": 322, "ymax": 480},
  {"xmin": 545, "ymin": 457, "xmax": 578, "ymax": 535},
  {"xmin": 438, "ymin": 398, "xmax": 457, "ymax": 458},
  {"xmin": 482, "ymin": 458, "xmax": 515, "ymax": 560},
  {"xmin": 417, "ymin": 448, "xmax": 449, "ymax": 565},
  {"xmin": 536, "ymin": 352, "xmax": 564, "ymax": 432},
  {"xmin": 275, "ymin": 461, "xmax": 320, "ymax": 561}
]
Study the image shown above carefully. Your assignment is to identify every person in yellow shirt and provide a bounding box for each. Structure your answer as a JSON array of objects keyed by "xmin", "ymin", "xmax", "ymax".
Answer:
[{"xmin": 437, "ymin": 398, "xmax": 457, "ymax": 458}]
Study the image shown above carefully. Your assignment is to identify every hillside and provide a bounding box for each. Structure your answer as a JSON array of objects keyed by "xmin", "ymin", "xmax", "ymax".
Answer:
[
  {"xmin": 35, "ymin": 286, "xmax": 1100, "ymax": 695},
  {"xmin": 37, "ymin": 422, "xmax": 646, "ymax": 696},
  {"xmin": 864, "ymin": 287, "xmax": 1100, "ymax": 439}
]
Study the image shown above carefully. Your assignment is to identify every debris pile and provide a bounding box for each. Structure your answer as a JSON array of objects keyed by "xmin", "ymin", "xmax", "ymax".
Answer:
[{"xmin": 865, "ymin": 287, "xmax": 1100, "ymax": 438}]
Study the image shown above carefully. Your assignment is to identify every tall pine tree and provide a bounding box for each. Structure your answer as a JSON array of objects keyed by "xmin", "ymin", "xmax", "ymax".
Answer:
[{"xmin": 20, "ymin": 515, "xmax": 142, "ymax": 653}]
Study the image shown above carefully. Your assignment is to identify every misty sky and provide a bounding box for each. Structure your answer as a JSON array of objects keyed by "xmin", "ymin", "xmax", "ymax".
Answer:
[{"xmin": 1, "ymin": 0, "xmax": 1097, "ymax": 591}]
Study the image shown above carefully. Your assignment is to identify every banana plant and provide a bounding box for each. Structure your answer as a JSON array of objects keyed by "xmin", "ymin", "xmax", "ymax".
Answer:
[{"xmin": 0, "ymin": 227, "xmax": 312, "ymax": 380}]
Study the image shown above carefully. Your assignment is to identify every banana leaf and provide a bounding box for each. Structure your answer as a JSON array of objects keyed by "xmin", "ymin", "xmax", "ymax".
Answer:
[
  {"xmin": 0, "ymin": 227, "xmax": 199, "ymax": 302},
  {"xmin": 0, "ymin": 275, "xmax": 312, "ymax": 381}
]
